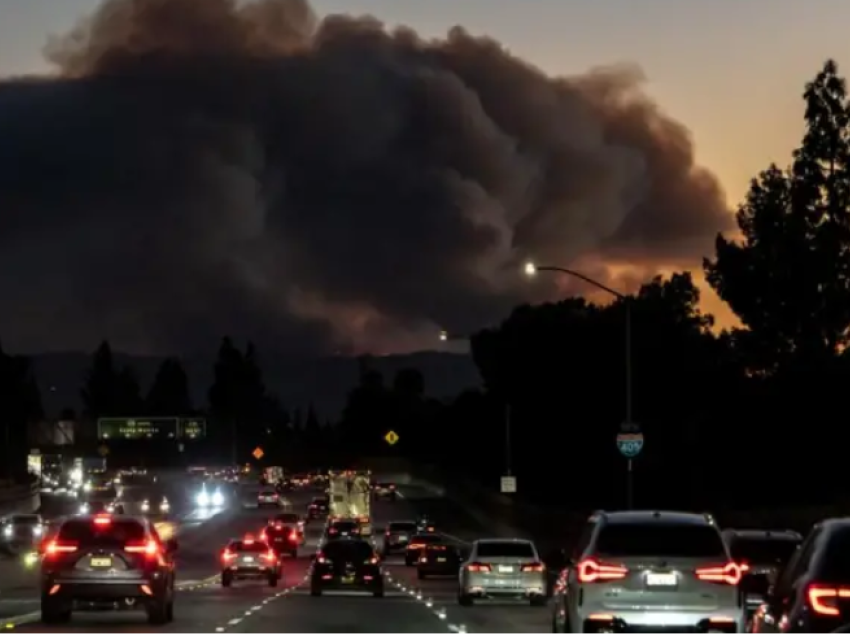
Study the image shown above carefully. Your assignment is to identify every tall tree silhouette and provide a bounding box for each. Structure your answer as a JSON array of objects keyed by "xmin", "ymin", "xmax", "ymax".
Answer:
[
  {"xmin": 705, "ymin": 59, "xmax": 850, "ymax": 370},
  {"xmin": 146, "ymin": 358, "xmax": 192, "ymax": 415},
  {"xmin": 81, "ymin": 341, "xmax": 119, "ymax": 420},
  {"xmin": 0, "ymin": 344, "xmax": 43, "ymax": 480}
]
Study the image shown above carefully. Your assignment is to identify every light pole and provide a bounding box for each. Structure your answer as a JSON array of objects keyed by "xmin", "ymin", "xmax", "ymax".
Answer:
[
  {"xmin": 438, "ymin": 330, "xmax": 514, "ymax": 482},
  {"xmin": 524, "ymin": 261, "xmax": 635, "ymax": 508}
]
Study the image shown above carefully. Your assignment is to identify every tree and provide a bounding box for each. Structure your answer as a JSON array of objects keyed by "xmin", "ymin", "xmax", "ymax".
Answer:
[
  {"xmin": 0, "ymin": 344, "xmax": 43, "ymax": 480},
  {"xmin": 705, "ymin": 60, "xmax": 850, "ymax": 369},
  {"xmin": 146, "ymin": 358, "xmax": 192, "ymax": 415},
  {"xmin": 115, "ymin": 366, "xmax": 143, "ymax": 416},
  {"xmin": 81, "ymin": 341, "xmax": 119, "ymax": 420}
]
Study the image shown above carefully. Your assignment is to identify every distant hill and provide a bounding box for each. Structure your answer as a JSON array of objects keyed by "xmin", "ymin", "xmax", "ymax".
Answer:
[{"xmin": 30, "ymin": 350, "xmax": 482, "ymax": 420}]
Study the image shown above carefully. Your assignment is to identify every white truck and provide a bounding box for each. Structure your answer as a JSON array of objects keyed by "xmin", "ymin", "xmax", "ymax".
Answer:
[{"xmin": 328, "ymin": 470, "xmax": 372, "ymax": 535}]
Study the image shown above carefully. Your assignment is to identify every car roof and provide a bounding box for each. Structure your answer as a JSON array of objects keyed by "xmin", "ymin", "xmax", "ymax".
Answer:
[
  {"xmin": 596, "ymin": 510, "xmax": 714, "ymax": 526},
  {"xmin": 474, "ymin": 537, "xmax": 534, "ymax": 545},
  {"xmin": 323, "ymin": 537, "xmax": 371, "ymax": 548},
  {"xmin": 722, "ymin": 528, "xmax": 802, "ymax": 540}
]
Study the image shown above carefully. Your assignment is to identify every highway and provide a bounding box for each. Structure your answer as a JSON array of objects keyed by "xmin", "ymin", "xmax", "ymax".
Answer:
[{"xmin": 0, "ymin": 480, "xmax": 549, "ymax": 632}]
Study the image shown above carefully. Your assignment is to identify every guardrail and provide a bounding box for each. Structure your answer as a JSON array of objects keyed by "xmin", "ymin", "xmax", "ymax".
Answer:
[{"xmin": 0, "ymin": 482, "xmax": 41, "ymax": 518}]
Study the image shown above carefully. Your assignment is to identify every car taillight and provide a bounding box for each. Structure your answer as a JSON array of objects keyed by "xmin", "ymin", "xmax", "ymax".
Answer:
[
  {"xmin": 274, "ymin": 523, "xmax": 283, "ymax": 530},
  {"xmin": 522, "ymin": 562, "xmax": 545, "ymax": 572},
  {"xmin": 289, "ymin": 530, "xmax": 298, "ymax": 540},
  {"xmin": 222, "ymin": 549, "xmax": 237, "ymax": 561},
  {"xmin": 739, "ymin": 561, "xmax": 750, "ymax": 573},
  {"xmin": 126, "ymin": 540, "xmax": 160, "ymax": 557},
  {"xmin": 329, "ymin": 528, "xmax": 338, "ymax": 534},
  {"xmin": 695, "ymin": 562, "xmax": 741, "ymax": 585},
  {"xmin": 93, "ymin": 515, "xmax": 111, "ymax": 526},
  {"xmin": 409, "ymin": 543, "xmax": 425, "ymax": 550},
  {"xmin": 316, "ymin": 553, "xmax": 327, "ymax": 564},
  {"xmin": 577, "ymin": 559, "xmax": 628, "ymax": 583},
  {"xmin": 45, "ymin": 540, "xmax": 78, "ymax": 556},
  {"xmin": 807, "ymin": 584, "xmax": 850, "ymax": 616},
  {"xmin": 259, "ymin": 532, "xmax": 267, "ymax": 541},
  {"xmin": 467, "ymin": 562, "xmax": 491, "ymax": 573},
  {"xmin": 262, "ymin": 550, "xmax": 276, "ymax": 562},
  {"xmin": 309, "ymin": 505, "xmax": 316, "ymax": 509},
  {"xmin": 366, "ymin": 556, "xmax": 378, "ymax": 564}
]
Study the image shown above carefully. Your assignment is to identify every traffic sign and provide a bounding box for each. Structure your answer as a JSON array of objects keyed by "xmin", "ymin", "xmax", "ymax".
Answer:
[
  {"xmin": 252, "ymin": 447, "xmax": 264, "ymax": 460},
  {"xmin": 616, "ymin": 425, "xmax": 644, "ymax": 458},
  {"xmin": 384, "ymin": 430, "xmax": 399, "ymax": 445},
  {"xmin": 500, "ymin": 476, "xmax": 517, "ymax": 493},
  {"xmin": 98, "ymin": 445, "xmax": 109, "ymax": 457}
]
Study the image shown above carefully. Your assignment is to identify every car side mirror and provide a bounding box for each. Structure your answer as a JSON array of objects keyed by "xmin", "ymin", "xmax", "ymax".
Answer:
[{"xmin": 166, "ymin": 539, "xmax": 178, "ymax": 552}]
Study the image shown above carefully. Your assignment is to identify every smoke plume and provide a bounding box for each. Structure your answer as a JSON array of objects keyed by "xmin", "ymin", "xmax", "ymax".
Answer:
[{"xmin": 0, "ymin": 0, "xmax": 732, "ymax": 354}]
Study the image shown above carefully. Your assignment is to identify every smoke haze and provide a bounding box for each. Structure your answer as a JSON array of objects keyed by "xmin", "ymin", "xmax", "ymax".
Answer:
[{"xmin": 0, "ymin": 0, "xmax": 732, "ymax": 354}]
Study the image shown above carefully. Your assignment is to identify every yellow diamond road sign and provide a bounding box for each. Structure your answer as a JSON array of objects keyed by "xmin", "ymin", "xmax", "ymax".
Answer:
[
  {"xmin": 252, "ymin": 447, "xmax": 264, "ymax": 460},
  {"xmin": 384, "ymin": 430, "xmax": 399, "ymax": 445}
]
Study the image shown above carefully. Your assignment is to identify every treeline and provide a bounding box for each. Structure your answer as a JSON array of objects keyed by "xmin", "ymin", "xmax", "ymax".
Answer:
[{"xmin": 341, "ymin": 60, "xmax": 850, "ymax": 513}]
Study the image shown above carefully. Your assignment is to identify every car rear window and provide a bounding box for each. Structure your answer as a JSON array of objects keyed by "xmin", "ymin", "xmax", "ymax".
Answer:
[
  {"xmin": 476, "ymin": 542, "xmax": 535, "ymax": 558},
  {"xmin": 230, "ymin": 541, "xmax": 270, "ymax": 552},
  {"xmin": 57, "ymin": 519, "xmax": 146, "ymax": 545},
  {"xmin": 390, "ymin": 522, "xmax": 416, "ymax": 531},
  {"xmin": 729, "ymin": 537, "xmax": 800, "ymax": 564},
  {"xmin": 595, "ymin": 522, "xmax": 726, "ymax": 558},
  {"xmin": 323, "ymin": 540, "xmax": 373, "ymax": 560},
  {"xmin": 333, "ymin": 521, "xmax": 358, "ymax": 530},
  {"xmin": 816, "ymin": 528, "xmax": 850, "ymax": 581}
]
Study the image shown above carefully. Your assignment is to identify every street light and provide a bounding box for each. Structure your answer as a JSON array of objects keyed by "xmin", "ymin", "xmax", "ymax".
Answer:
[
  {"xmin": 523, "ymin": 260, "xmax": 636, "ymax": 508},
  {"xmin": 438, "ymin": 330, "xmax": 514, "ymax": 484}
]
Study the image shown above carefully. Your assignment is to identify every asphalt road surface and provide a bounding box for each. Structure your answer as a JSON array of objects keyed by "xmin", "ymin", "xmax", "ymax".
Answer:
[{"xmin": 0, "ymin": 480, "xmax": 549, "ymax": 632}]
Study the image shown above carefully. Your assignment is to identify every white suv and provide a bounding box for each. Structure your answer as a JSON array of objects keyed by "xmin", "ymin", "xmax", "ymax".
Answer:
[{"xmin": 552, "ymin": 510, "xmax": 744, "ymax": 632}]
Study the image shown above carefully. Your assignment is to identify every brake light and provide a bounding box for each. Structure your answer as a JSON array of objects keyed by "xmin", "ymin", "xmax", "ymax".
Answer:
[
  {"xmin": 329, "ymin": 528, "xmax": 338, "ymax": 534},
  {"xmin": 125, "ymin": 540, "xmax": 160, "ymax": 557},
  {"xmin": 522, "ymin": 562, "xmax": 545, "ymax": 573},
  {"xmin": 222, "ymin": 549, "xmax": 236, "ymax": 561},
  {"xmin": 409, "ymin": 543, "xmax": 425, "ymax": 550},
  {"xmin": 262, "ymin": 550, "xmax": 276, "ymax": 562},
  {"xmin": 274, "ymin": 523, "xmax": 283, "ymax": 530},
  {"xmin": 367, "ymin": 556, "xmax": 379, "ymax": 564},
  {"xmin": 739, "ymin": 561, "xmax": 750, "ymax": 573},
  {"xmin": 93, "ymin": 515, "xmax": 111, "ymax": 526},
  {"xmin": 695, "ymin": 562, "xmax": 741, "ymax": 585},
  {"xmin": 807, "ymin": 584, "xmax": 850, "ymax": 616},
  {"xmin": 259, "ymin": 531, "xmax": 267, "ymax": 541},
  {"xmin": 577, "ymin": 559, "xmax": 628, "ymax": 583},
  {"xmin": 467, "ymin": 562, "xmax": 491, "ymax": 573},
  {"xmin": 316, "ymin": 553, "xmax": 327, "ymax": 564},
  {"xmin": 45, "ymin": 540, "xmax": 78, "ymax": 556},
  {"xmin": 289, "ymin": 530, "xmax": 298, "ymax": 541}
]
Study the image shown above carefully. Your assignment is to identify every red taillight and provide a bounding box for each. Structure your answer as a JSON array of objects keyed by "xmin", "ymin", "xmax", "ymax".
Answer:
[
  {"xmin": 409, "ymin": 543, "xmax": 425, "ymax": 550},
  {"xmin": 739, "ymin": 561, "xmax": 750, "ymax": 573},
  {"xmin": 329, "ymin": 528, "xmax": 338, "ymax": 534},
  {"xmin": 45, "ymin": 540, "xmax": 78, "ymax": 556},
  {"xmin": 126, "ymin": 540, "xmax": 160, "ymax": 557},
  {"xmin": 289, "ymin": 530, "xmax": 298, "ymax": 540},
  {"xmin": 522, "ymin": 562, "xmax": 545, "ymax": 573},
  {"xmin": 695, "ymin": 562, "xmax": 741, "ymax": 585},
  {"xmin": 274, "ymin": 523, "xmax": 283, "ymax": 530},
  {"xmin": 93, "ymin": 515, "xmax": 111, "ymax": 526},
  {"xmin": 316, "ymin": 553, "xmax": 327, "ymax": 564},
  {"xmin": 807, "ymin": 584, "xmax": 850, "ymax": 616},
  {"xmin": 367, "ymin": 556, "xmax": 378, "ymax": 564},
  {"xmin": 467, "ymin": 562, "xmax": 491, "ymax": 573},
  {"xmin": 259, "ymin": 532, "xmax": 267, "ymax": 541},
  {"xmin": 222, "ymin": 549, "xmax": 236, "ymax": 561},
  {"xmin": 262, "ymin": 550, "xmax": 276, "ymax": 562},
  {"xmin": 577, "ymin": 559, "xmax": 628, "ymax": 583}
]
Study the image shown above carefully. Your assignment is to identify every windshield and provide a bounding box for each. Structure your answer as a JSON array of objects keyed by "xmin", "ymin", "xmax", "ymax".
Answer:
[
  {"xmin": 229, "ymin": 541, "xmax": 270, "ymax": 552},
  {"xmin": 333, "ymin": 521, "xmax": 357, "ymax": 530},
  {"xmin": 57, "ymin": 519, "xmax": 145, "ymax": 546},
  {"xmin": 596, "ymin": 523, "xmax": 726, "ymax": 558},
  {"xmin": 322, "ymin": 541, "xmax": 373, "ymax": 560},
  {"xmin": 411, "ymin": 534, "xmax": 442, "ymax": 544},
  {"xmin": 476, "ymin": 542, "xmax": 535, "ymax": 558},
  {"xmin": 11, "ymin": 515, "xmax": 40, "ymax": 525},
  {"xmin": 389, "ymin": 522, "xmax": 416, "ymax": 531}
]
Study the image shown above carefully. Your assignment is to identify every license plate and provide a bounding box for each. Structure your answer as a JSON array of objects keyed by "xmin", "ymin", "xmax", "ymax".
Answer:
[
  {"xmin": 437, "ymin": 557, "xmax": 446, "ymax": 562},
  {"xmin": 243, "ymin": 556, "xmax": 254, "ymax": 562},
  {"xmin": 342, "ymin": 575, "xmax": 355, "ymax": 583},
  {"xmin": 398, "ymin": 535, "xmax": 408, "ymax": 541},
  {"xmin": 498, "ymin": 565, "xmax": 513, "ymax": 573},
  {"xmin": 90, "ymin": 557, "xmax": 112, "ymax": 567},
  {"xmin": 646, "ymin": 572, "xmax": 677, "ymax": 586}
]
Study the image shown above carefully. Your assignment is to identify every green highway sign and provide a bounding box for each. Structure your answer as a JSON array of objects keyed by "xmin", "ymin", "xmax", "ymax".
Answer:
[{"xmin": 97, "ymin": 417, "xmax": 206, "ymax": 440}]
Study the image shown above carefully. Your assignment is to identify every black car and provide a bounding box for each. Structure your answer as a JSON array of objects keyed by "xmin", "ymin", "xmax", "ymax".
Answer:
[
  {"xmin": 327, "ymin": 519, "xmax": 361, "ymax": 539},
  {"xmin": 405, "ymin": 534, "xmax": 444, "ymax": 566},
  {"xmin": 751, "ymin": 519, "xmax": 850, "ymax": 632},
  {"xmin": 263, "ymin": 516, "xmax": 302, "ymax": 558},
  {"xmin": 307, "ymin": 496, "xmax": 329, "ymax": 521},
  {"xmin": 310, "ymin": 538, "xmax": 384, "ymax": 597},
  {"xmin": 221, "ymin": 537, "xmax": 282, "ymax": 587},
  {"xmin": 417, "ymin": 543, "xmax": 463, "ymax": 579},
  {"xmin": 39, "ymin": 514, "xmax": 177, "ymax": 625},
  {"xmin": 383, "ymin": 521, "xmax": 417, "ymax": 555}
]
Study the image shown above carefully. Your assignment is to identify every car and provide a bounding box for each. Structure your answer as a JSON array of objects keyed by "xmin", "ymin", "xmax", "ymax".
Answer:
[
  {"xmin": 270, "ymin": 512, "xmax": 305, "ymax": 535},
  {"xmin": 39, "ymin": 513, "xmax": 177, "ymax": 624},
  {"xmin": 721, "ymin": 528, "xmax": 802, "ymax": 619},
  {"xmin": 310, "ymin": 538, "xmax": 384, "ymax": 597},
  {"xmin": 220, "ymin": 535, "xmax": 282, "ymax": 587},
  {"xmin": 373, "ymin": 482, "xmax": 397, "ymax": 500},
  {"xmin": 417, "ymin": 543, "xmax": 463, "ymax": 579},
  {"xmin": 140, "ymin": 497, "xmax": 170, "ymax": 515},
  {"xmin": 552, "ymin": 510, "xmax": 744, "ymax": 632},
  {"xmin": 261, "ymin": 516, "xmax": 303, "ymax": 558},
  {"xmin": 1, "ymin": 514, "xmax": 43, "ymax": 553},
  {"xmin": 458, "ymin": 538, "xmax": 546, "ymax": 606},
  {"xmin": 79, "ymin": 500, "xmax": 124, "ymax": 515},
  {"xmin": 307, "ymin": 496, "xmax": 329, "ymax": 521},
  {"xmin": 257, "ymin": 489, "xmax": 281, "ymax": 508},
  {"xmin": 405, "ymin": 533, "xmax": 444, "ymax": 566},
  {"xmin": 327, "ymin": 519, "xmax": 361, "ymax": 539},
  {"xmin": 750, "ymin": 518, "xmax": 850, "ymax": 632},
  {"xmin": 383, "ymin": 521, "xmax": 417, "ymax": 555}
]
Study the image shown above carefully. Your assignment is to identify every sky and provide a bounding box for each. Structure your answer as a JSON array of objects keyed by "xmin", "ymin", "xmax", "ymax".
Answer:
[{"xmin": 0, "ymin": 0, "xmax": 846, "ymax": 355}]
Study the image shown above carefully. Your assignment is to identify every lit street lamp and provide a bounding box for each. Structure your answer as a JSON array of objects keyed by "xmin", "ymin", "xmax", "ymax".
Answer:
[{"xmin": 524, "ymin": 261, "xmax": 636, "ymax": 508}]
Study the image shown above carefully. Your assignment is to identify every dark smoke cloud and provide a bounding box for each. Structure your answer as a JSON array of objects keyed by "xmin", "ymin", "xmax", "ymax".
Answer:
[{"xmin": 0, "ymin": 0, "xmax": 732, "ymax": 355}]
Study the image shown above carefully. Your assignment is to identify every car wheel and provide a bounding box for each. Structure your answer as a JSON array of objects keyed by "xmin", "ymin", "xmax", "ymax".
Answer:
[
  {"xmin": 268, "ymin": 574, "xmax": 279, "ymax": 587},
  {"xmin": 40, "ymin": 596, "xmax": 71, "ymax": 624},
  {"xmin": 221, "ymin": 572, "xmax": 233, "ymax": 587},
  {"xmin": 458, "ymin": 592, "xmax": 473, "ymax": 606},
  {"xmin": 166, "ymin": 598, "xmax": 175, "ymax": 622},
  {"xmin": 146, "ymin": 596, "xmax": 169, "ymax": 625},
  {"xmin": 373, "ymin": 586, "xmax": 384, "ymax": 598},
  {"xmin": 418, "ymin": 570, "xmax": 427, "ymax": 580}
]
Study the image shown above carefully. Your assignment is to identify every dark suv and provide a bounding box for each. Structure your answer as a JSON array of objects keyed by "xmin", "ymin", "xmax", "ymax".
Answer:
[{"xmin": 39, "ymin": 514, "xmax": 177, "ymax": 624}]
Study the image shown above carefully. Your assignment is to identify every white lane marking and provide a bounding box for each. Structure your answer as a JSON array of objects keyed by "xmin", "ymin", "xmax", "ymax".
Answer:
[{"xmin": 228, "ymin": 617, "xmax": 242, "ymax": 625}]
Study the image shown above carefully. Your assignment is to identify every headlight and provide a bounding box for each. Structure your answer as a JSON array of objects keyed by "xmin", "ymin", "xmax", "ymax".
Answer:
[
  {"xmin": 211, "ymin": 490, "xmax": 224, "ymax": 506},
  {"xmin": 141, "ymin": 501, "xmax": 150, "ymax": 512},
  {"xmin": 107, "ymin": 504, "xmax": 115, "ymax": 512},
  {"xmin": 83, "ymin": 483, "xmax": 92, "ymax": 492},
  {"xmin": 2, "ymin": 526, "xmax": 12, "ymax": 537},
  {"xmin": 33, "ymin": 525, "xmax": 43, "ymax": 536},
  {"xmin": 160, "ymin": 501, "xmax": 170, "ymax": 512},
  {"xmin": 24, "ymin": 552, "xmax": 39, "ymax": 568},
  {"xmin": 80, "ymin": 503, "xmax": 90, "ymax": 513},
  {"xmin": 196, "ymin": 491, "xmax": 210, "ymax": 507}
]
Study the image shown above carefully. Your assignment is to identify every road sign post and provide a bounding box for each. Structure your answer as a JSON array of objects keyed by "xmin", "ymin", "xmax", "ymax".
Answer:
[{"xmin": 616, "ymin": 424, "xmax": 643, "ymax": 509}]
